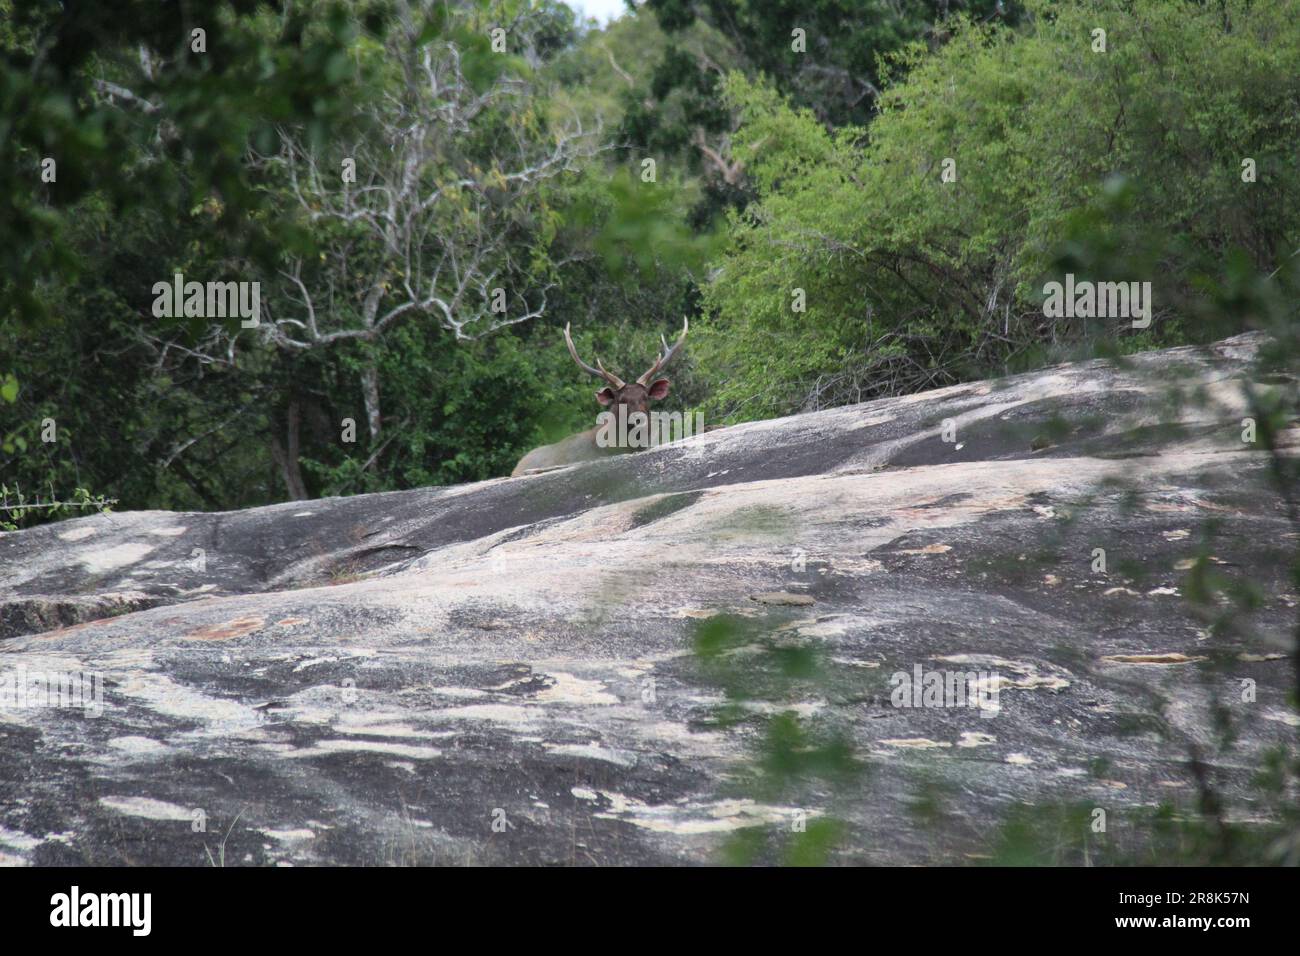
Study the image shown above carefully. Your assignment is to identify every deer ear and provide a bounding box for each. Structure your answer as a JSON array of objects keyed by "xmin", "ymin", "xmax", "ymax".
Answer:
[
  {"xmin": 595, "ymin": 387, "xmax": 616, "ymax": 406},
  {"xmin": 647, "ymin": 378, "xmax": 670, "ymax": 400}
]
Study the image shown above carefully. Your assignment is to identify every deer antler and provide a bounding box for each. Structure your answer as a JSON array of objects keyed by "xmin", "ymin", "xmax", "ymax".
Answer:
[
  {"xmin": 564, "ymin": 323, "xmax": 624, "ymax": 388},
  {"xmin": 637, "ymin": 318, "xmax": 689, "ymax": 385}
]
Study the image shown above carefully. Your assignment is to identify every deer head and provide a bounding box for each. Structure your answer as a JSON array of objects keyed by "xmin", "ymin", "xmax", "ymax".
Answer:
[{"xmin": 564, "ymin": 318, "xmax": 689, "ymax": 423}]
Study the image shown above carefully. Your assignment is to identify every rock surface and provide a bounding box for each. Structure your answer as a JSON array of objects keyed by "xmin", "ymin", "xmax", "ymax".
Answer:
[{"xmin": 1, "ymin": 332, "xmax": 1296, "ymax": 865}]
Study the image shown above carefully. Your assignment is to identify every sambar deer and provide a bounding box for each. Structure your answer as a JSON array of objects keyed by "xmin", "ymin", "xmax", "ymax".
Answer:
[{"xmin": 510, "ymin": 319, "xmax": 689, "ymax": 476}]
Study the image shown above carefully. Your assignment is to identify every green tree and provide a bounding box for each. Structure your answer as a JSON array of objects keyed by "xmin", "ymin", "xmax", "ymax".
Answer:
[{"xmin": 696, "ymin": 0, "xmax": 1300, "ymax": 421}]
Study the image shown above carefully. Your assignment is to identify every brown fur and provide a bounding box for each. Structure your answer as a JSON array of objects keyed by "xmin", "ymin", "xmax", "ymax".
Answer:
[{"xmin": 511, "ymin": 321, "xmax": 686, "ymax": 477}]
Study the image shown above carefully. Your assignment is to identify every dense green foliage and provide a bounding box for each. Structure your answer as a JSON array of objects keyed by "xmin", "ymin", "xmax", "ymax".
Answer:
[
  {"xmin": 642, "ymin": 0, "xmax": 1016, "ymax": 128},
  {"xmin": 696, "ymin": 0, "xmax": 1300, "ymax": 420}
]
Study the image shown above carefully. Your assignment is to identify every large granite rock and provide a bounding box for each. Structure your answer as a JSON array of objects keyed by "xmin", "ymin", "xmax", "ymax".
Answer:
[{"xmin": 1, "ymin": 333, "xmax": 1295, "ymax": 865}]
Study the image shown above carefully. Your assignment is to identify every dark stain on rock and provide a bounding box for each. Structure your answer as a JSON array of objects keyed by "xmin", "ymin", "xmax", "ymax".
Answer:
[{"xmin": 629, "ymin": 491, "xmax": 703, "ymax": 529}]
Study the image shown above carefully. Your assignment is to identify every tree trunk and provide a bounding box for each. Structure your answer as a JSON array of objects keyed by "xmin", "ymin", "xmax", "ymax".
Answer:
[
  {"xmin": 269, "ymin": 400, "xmax": 308, "ymax": 501},
  {"xmin": 360, "ymin": 363, "xmax": 382, "ymax": 443}
]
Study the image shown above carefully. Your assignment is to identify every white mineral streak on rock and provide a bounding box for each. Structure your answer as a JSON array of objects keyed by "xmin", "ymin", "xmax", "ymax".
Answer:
[
  {"xmin": 332, "ymin": 716, "xmax": 455, "ymax": 739},
  {"xmin": 436, "ymin": 704, "xmax": 540, "ymax": 725},
  {"xmin": 262, "ymin": 828, "xmax": 316, "ymax": 842},
  {"xmin": 580, "ymin": 791, "xmax": 809, "ymax": 834},
  {"xmin": 880, "ymin": 738, "xmax": 953, "ymax": 749},
  {"xmin": 1263, "ymin": 708, "xmax": 1300, "ymax": 728},
  {"xmin": 76, "ymin": 542, "xmax": 156, "ymax": 573},
  {"xmin": 280, "ymin": 740, "xmax": 442, "ymax": 760},
  {"xmin": 935, "ymin": 654, "xmax": 1071, "ymax": 692},
  {"xmin": 99, "ymin": 796, "xmax": 193, "ymax": 821},
  {"xmin": 0, "ymin": 826, "xmax": 41, "ymax": 851},
  {"xmin": 113, "ymin": 673, "xmax": 263, "ymax": 736},
  {"xmin": 534, "ymin": 672, "xmax": 619, "ymax": 706},
  {"xmin": 544, "ymin": 742, "xmax": 637, "ymax": 767},
  {"xmin": 107, "ymin": 736, "xmax": 171, "ymax": 756}
]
